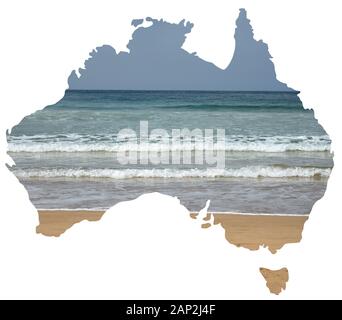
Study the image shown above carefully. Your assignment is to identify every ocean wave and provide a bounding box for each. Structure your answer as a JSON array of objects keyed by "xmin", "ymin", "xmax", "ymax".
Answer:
[
  {"xmin": 13, "ymin": 166, "xmax": 332, "ymax": 179},
  {"xmin": 7, "ymin": 134, "xmax": 331, "ymax": 153}
]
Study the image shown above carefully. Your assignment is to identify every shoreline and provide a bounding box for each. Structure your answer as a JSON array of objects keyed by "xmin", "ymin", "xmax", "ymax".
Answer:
[
  {"xmin": 37, "ymin": 208, "xmax": 309, "ymax": 217},
  {"xmin": 37, "ymin": 209, "xmax": 308, "ymax": 253}
]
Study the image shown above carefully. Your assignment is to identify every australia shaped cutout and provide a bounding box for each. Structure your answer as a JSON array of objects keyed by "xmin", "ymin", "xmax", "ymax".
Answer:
[{"xmin": 7, "ymin": 8, "xmax": 333, "ymax": 292}]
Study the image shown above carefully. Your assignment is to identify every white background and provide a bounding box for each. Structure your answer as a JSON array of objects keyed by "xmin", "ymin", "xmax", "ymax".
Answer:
[{"xmin": 0, "ymin": 0, "xmax": 342, "ymax": 299}]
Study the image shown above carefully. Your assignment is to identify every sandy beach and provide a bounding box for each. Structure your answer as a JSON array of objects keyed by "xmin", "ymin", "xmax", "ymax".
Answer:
[
  {"xmin": 260, "ymin": 267, "xmax": 289, "ymax": 295},
  {"xmin": 37, "ymin": 210, "xmax": 307, "ymax": 254},
  {"xmin": 37, "ymin": 210, "xmax": 104, "ymax": 237},
  {"xmin": 213, "ymin": 213, "xmax": 307, "ymax": 253},
  {"xmin": 37, "ymin": 209, "xmax": 307, "ymax": 294}
]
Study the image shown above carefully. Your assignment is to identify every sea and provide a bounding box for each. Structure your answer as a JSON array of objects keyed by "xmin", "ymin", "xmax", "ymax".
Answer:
[{"xmin": 7, "ymin": 90, "xmax": 333, "ymax": 214}]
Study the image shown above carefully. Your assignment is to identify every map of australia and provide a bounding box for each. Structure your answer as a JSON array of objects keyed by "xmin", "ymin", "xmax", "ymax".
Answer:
[{"xmin": 6, "ymin": 9, "xmax": 333, "ymax": 295}]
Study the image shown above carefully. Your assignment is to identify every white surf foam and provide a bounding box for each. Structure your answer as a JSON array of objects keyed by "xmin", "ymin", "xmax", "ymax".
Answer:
[
  {"xmin": 7, "ymin": 134, "xmax": 331, "ymax": 153},
  {"xmin": 13, "ymin": 166, "xmax": 332, "ymax": 179}
]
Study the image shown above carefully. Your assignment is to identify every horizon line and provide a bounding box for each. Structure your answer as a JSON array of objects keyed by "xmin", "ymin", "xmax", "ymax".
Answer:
[{"xmin": 66, "ymin": 89, "xmax": 299, "ymax": 94}]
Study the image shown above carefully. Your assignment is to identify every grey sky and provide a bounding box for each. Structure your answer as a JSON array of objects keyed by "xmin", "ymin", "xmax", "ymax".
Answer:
[{"xmin": 68, "ymin": 9, "xmax": 292, "ymax": 91}]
